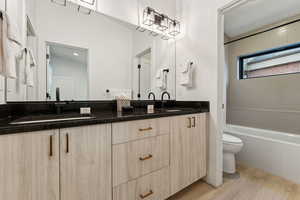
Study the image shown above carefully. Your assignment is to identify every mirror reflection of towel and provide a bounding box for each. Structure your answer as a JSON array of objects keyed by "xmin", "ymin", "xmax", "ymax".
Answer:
[
  {"xmin": 17, "ymin": 48, "xmax": 37, "ymax": 87},
  {"xmin": 0, "ymin": 10, "xmax": 22, "ymax": 79},
  {"xmin": 156, "ymin": 69, "xmax": 167, "ymax": 90}
]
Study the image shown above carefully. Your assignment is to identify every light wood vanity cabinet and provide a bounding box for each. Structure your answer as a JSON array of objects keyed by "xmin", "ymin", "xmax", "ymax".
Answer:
[
  {"xmin": 60, "ymin": 124, "xmax": 112, "ymax": 200},
  {"xmin": 170, "ymin": 113, "xmax": 207, "ymax": 195},
  {"xmin": 0, "ymin": 113, "xmax": 207, "ymax": 200},
  {"xmin": 0, "ymin": 124, "xmax": 111, "ymax": 200},
  {"xmin": 112, "ymin": 118, "xmax": 171, "ymax": 200},
  {"xmin": 0, "ymin": 130, "xmax": 60, "ymax": 200}
]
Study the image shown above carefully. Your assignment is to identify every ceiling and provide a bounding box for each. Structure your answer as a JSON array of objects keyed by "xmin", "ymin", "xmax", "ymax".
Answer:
[
  {"xmin": 49, "ymin": 43, "xmax": 88, "ymax": 64},
  {"xmin": 224, "ymin": 0, "xmax": 300, "ymax": 38}
]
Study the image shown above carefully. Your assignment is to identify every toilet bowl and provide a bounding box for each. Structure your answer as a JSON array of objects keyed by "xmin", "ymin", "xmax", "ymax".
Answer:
[{"xmin": 223, "ymin": 133, "xmax": 244, "ymax": 174}]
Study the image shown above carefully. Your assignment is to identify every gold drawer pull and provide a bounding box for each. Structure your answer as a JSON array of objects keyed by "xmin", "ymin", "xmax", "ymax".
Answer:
[
  {"xmin": 140, "ymin": 190, "xmax": 153, "ymax": 199},
  {"xmin": 139, "ymin": 127, "xmax": 153, "ymax": 132},
  {"xmin": 139, "ymin": 154, "xmax": 153, "ymax": 161},
  {"xmin": 187, "ymin": 117, "xmax": 192, "ymax": 128}
]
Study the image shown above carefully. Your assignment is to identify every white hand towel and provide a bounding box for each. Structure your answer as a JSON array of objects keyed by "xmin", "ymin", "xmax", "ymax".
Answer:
[
  {"xmin": 156, "ymin": 69, "xmax": 167, "ymax": 90},
  {"xmin": 0, "ymin": 10, "xmax": 22, "ymax": 79},
  {"xmin": 25, "ymin": 49, "xmax": 36, "ymax": 87},
  {"xmin": 180, "ymin": 62, "xmax": 193, "ymax": 87}
]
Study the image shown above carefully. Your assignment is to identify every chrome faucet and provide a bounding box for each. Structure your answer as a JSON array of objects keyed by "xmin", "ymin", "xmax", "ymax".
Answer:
[{"xmin": 148, "ymin": 92, "xmax": 156, "ymax": 101}]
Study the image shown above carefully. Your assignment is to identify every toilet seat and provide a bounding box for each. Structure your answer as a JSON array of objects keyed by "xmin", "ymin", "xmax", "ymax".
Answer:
[{"xmin": 223, "ymin": 134, "xmax": 242, "ymax": 144}]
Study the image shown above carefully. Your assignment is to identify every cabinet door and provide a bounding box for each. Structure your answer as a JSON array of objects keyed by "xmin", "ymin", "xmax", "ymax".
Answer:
[
  {"xmin": 60, "ymin": 124, "xmax": 112, "ymax": 200},
  {"xmin": 170, "ymin": 114, "xmax": 207, "ymax": 195},
  {"xmin": 190, "ymin": 114, "xmax": 207, "ymax": 183},
  {"xmin": 170, "ymin": 115, "xmax": 192, "ymax": 195},
  {"xmin": 0, "ymin": 130, "xmax": 59, "ymax": 200}
]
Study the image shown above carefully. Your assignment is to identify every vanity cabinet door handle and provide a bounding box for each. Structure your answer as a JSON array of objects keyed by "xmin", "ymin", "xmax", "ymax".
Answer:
[
  {"xmin": 139, "ymin": 154, "xmax": 153, "ymax": 161},
  {"xmin": 66, "ymin": 133, "xmax": 69, "ymax": 154},
  {"xmin": 187, "ymin": 117, "xmax": 192, "ymax": 128},
  {"xmin": 49, "ymin": 135, "xmax": 53, "ymax": 157},
  {"xmin": 139, "ymin": 127, "xmax": 153, "ymax": 132},
  {"xmin": 140, "ymin": 190, "xmax": 153, "ymax": 199},
  {"xmin": 192, "ymin": 117, "xmax": 196, "ymax": 128}
]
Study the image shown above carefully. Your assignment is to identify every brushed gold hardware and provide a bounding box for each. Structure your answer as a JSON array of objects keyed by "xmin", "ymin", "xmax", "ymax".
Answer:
[
  {"xmin": 192, "ymin": 117, "xmax": 196, "ymax": 128},
  {"xmin": 139, "ymin": 190, "xmax": 153, "ymax": 199},
  {"xmin": 139, "ymin": 127, "xmax": 153, "ymax": 132},
  {"xmin": 139, "ymin": 154, "xmax": 153, "ymax": 161},
  {"xmin": 49, "ymin": 135, "xmax": 53, "ymax": 157},
  {"xmin": 66, "ymin": 133, "xmax": 69, "ymax": 153},
  {"xmin": 187, "ymin": 117, "xmax": 192, "ymax": 128}
]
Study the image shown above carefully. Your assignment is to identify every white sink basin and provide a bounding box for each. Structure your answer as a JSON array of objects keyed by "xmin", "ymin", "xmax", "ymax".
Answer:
[{"xmin": 10, "ymin": 116, "xmax": 96, "ymax": 125}]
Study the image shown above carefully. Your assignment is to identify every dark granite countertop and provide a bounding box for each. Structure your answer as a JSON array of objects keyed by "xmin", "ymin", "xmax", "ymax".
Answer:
[{"xmin": 0, "ymin": 106, "xmax": 208, "ymax": 135}]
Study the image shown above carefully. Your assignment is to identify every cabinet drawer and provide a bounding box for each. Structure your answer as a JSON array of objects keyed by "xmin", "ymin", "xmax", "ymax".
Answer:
[
  {"xmin": 113, "ymin": 167, "xmax": 170, "ymax": 200},
  {"xmin": 113, "ymin": 135, "xmax": 170, "ymax": 186},
  {"xmin": 112, "ymin": 118, "xmax": 170, "ymax": 144}
]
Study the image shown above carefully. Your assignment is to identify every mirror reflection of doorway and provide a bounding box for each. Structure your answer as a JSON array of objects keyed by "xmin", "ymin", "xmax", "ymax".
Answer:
[
  {"xmin": 136, "ymin": 48, "xmax": 151, "ymax": 99},
  {"xmin": 46, "ymin": 43, "xmax": 88, "ymax": 101}
]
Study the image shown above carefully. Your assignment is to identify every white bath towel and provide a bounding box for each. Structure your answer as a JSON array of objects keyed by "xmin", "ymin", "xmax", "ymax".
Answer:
[
  {"xmin": 156, "ymin": 69, "xmax": 167, "ymax": 90},
  {"xmin": 0, "ymin": 10, "xmax": 22, "ymax": 79},
  {"xmin": 180, "ymin": 62, "xmax": 193, "ymax": 87}
]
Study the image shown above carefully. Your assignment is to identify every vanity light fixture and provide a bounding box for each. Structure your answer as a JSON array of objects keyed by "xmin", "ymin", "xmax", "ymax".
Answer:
[
  {"xmin": 161, "ymin": 34, "xmax": 170, "ymax": 40},
  {"xmin": 169, "ymin": 19, "xmax": 181, "ymax": 36},
  {"xmin": 149, "ymin": 31, "xmax": 159, "ymax": 37},
  {"xmin": 51, "ymin": 0, "xmax": 67, "ymax": 6},
  {"xmin": 136, "ymin": 26, "xmax": 146, "ymax": 32},
  {"xmin": 142, "ymin": 7, "xmax": 181, "ymax": 37},
  {"xmin": 156, "ymin": 14, "xmax": 169, "ymax": 31},
  {"xmin": 143, "ymin": 7, "xmax": 155, "ymax": 26}
]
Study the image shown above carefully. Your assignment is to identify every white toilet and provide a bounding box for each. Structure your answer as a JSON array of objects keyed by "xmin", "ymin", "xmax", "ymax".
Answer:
[{"xmin": 223, "ymin": 133, "xmax": 244, "ymax": 174}]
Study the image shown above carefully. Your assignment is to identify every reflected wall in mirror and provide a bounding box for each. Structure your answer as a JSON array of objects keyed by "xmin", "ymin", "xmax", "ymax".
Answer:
[
  {"xmin": 46, "ymin": 43, "xmax": 89, "ymax": 101},
  {"xmin": 5, "ymin": 0, "xmax": 176, "ymax": 102},
  {"xmin": 224, "ymin": 0, "xmax": 300, "ymax": 134}
]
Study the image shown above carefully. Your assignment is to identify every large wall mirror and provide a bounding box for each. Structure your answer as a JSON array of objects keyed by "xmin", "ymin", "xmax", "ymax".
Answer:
[{"xmin": 5, "ymin": 0, "xmax": 177, "ymax": 102}]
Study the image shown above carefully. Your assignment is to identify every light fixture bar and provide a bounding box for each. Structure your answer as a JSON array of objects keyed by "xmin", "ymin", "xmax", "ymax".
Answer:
[{"xmin": 142, "ymin": 7, "xmax": 181, "ymax": 37}]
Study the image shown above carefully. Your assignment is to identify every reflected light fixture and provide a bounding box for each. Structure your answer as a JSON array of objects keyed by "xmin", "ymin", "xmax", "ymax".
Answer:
[
  {"xmin": 73, "ymin": 52, "xmax": 79, "ymax": 56},
  {"xmin": 51, "ymin": 0, "xmax": 67, "ymax": 6},
  {"xmin": 79, "ymin": 0, "xmax": 95, "ymax": 6}
]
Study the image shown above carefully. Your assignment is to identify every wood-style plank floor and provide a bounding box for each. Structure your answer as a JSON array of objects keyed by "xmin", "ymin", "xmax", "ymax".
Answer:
[{"xmin": 168, "ymin": 164, "xmax": 300, "ymax": 200}]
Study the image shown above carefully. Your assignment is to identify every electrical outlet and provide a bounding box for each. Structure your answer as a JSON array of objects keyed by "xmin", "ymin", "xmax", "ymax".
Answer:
[{"xmin": 80, "ymin": 107, "xmax": 91, "ymax": 114}]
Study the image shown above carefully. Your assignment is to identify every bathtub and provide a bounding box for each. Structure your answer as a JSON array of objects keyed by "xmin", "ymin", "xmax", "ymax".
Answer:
[{"xmin": 224, "ymin": 124, "xmax": 300, "ymax": 184}]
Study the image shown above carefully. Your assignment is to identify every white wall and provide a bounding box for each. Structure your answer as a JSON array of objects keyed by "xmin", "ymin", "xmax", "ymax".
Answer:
[
  {"xmin": 50, "ymin": 55, "xmax": 88, "ymax": 100},
  {"xmin": 36, "ymin": 1, "xmax": 133, "ymax": 100},
  {"xmin": 175, "ymin": 0, "xmax": 232, "ymax": 187}
]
